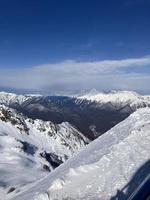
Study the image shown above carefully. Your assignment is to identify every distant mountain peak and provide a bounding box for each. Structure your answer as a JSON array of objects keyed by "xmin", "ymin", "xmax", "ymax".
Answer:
[{"xmin": 77, "ymin": 90, "xmax": 150, "ymax": 110}]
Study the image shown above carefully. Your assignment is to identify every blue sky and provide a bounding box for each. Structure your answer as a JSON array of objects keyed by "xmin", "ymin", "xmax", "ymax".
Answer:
[{"xmin": 0, "ymin": 0, "xmax": 150, "ymax": 94}]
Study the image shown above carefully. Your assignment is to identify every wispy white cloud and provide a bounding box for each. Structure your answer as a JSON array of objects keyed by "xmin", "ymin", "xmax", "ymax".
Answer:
[{"xmin": 0, "ymin": 56, "xmax": 150, "ymax": 93}]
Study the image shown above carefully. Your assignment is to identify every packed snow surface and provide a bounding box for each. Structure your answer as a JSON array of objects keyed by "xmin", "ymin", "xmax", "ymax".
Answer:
[{"xmin": 11, "ymin": 107, "xmax": 150, "ymax": 200}]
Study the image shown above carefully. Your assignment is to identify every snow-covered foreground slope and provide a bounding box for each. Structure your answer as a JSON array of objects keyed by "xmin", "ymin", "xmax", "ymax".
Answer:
[
  {"xmin": 77, "ymin": 90, "xmax": 150, "ymax": 110},
  {"xmin": 0, "ymin": 105, "xmax": 89, "ymax": 200},
  {"xmin": 11, "ymin": 107, "xmax": 150, "ymax": 200}
]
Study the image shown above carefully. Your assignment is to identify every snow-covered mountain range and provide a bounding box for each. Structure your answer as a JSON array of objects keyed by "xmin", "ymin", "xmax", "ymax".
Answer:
[
  {"xmin": 1, "ymin": 90, "xmax": 150, "ymax": 110},
  {"xmin": 0, "ymin": 105, "xmax": 89, "ymax": 200},
  {"xmin": 11, "ymin": 107, "xmax": 150, "ymax": 200},
  {"xmin": 77, "ymin": 90, "xmax": 150, "ymax": 110},
  {"xmin": 1, "ymin": 90, "xmax": 150, "ymax": 140}
]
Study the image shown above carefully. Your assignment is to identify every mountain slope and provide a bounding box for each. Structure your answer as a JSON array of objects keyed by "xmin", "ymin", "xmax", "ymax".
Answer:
[
  {"xmin": 0, "ymin": 105, "xmax": 89, "ymax": 200},
  {"xmin": 2, "ymin": 91, "xmax": 150, "ymax": 140},
  {"xmin": 21, "ymin": 95, "xmax": 131, "ymax": 140},
  {"xmin": 11, "ymin": 107, "xmax": 150, "ymax": 200}
]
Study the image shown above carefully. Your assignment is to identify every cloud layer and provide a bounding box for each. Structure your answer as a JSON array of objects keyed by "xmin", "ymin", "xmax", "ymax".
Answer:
[{"xmin": 0, "ymin": 56, "xmax": 150, "ymax": 94}]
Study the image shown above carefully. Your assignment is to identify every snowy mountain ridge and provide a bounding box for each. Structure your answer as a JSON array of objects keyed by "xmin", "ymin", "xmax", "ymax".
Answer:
[
  {"xmin": 0, "ymin": 105, "xmax": 89, "ymax": 200},
  {"xmin": 1, "ymin": 90, "xmax": 150, "ymax": 109},
  {"xmin": 77, "ymin": 90, "xmax": 150, "ymax": 110},
  {"xmin": 0, "ymin": 91, "xmax": 31, "ymax": 105},
  {"xmin": 11, "ymin": 107, "xmax": 150, "ymax": 200}
]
